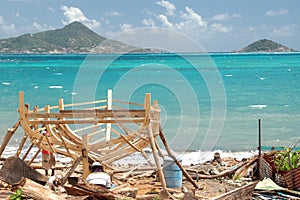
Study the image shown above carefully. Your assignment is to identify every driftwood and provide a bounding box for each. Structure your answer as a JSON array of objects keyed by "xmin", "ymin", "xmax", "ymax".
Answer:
[
  {"xmin": 211, "ymin": 181, "xmax": 258, "ymax": 200},
  {"xmin": 186, "ymin": 161, "xmax": 246, "ymax": 180},
  {"xmin": 233, "ymin": 156, "xmax": 259, "ymax": 180},
  {"xmin": 64, "ymin": 182, "xmax": 123, "ymax": 200},
  {"xmin": 0, "ymin": 156, "xmax": 47, "ymax": 185},
  {"xmin": 17, "ymin": 178, "xmax": 64, "ymax": 200}
]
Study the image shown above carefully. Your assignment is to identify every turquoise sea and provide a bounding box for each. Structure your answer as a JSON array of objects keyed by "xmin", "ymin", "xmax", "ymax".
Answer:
[{"xmin": 0, "ymin": 53, "xmax": 299, "ymax": 153}]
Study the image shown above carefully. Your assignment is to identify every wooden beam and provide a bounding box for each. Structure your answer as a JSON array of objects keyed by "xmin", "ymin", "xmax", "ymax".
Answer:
[
  {"xmin": 82, "ymin": 134, "xmax": 89, "ymax": 179},
  {"xmin": 28, "ymin": 119, "xmax": 145, "ymax": 125},
  {"xmin": 106, "ymin": 89, "xmax": 112, "ymax": 142},
  {"xmin": 26, "ymin": 109, "xmax": 146, "ymax": 118},
  {"xmin": 0, "ymin": 120, "xmax": 21, "ymax": 157}
]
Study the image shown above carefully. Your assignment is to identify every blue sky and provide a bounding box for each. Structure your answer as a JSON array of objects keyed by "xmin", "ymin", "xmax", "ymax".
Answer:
[{"xmin": 0, "ymin": 0, "xmax": 299, "ymax": 52}]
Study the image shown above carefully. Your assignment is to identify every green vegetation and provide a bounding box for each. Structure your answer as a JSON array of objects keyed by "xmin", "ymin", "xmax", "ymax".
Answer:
[
  {"xmin": 274, "ymin": 147, "xmax": 300, "ymax": 172},
  {"xmin": 234, "ymin": 39, "xmax": 297, "ymax": 53},
  {"xmin": 10, "ymin": 188, "xmax": 22, "ymax": 200},
  {"xmin": 0, "ymin": 21, "xmax": 139, "ymax": 53}
]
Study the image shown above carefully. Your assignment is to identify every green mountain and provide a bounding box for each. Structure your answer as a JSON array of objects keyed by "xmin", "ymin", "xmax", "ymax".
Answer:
[
  {"xmin": 234, "ymin": 39, "xmax": 297, "ymax": 53},
  {"xmin": 0, "ymin": 21, "xmax": 143, "ymax": 53}
]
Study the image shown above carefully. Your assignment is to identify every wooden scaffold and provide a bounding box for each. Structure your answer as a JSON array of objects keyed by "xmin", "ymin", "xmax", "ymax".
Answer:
[{"xmin": 0, "ymin": 90, "xmax": 198, "ymax": 195}]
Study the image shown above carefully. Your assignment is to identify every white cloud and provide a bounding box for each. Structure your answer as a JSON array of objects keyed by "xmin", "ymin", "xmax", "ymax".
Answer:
[
  {"xmin": 120, "ymin": 23, "xmax": 133, "ymax": 32},
  {"xmin": 0, "ymin": 16, "xmax": 16, "ymax": 35},
  {"xmin": 1, "ymin": 24, "xmax": 16, "ymax": 34},
  {"xmin": 212, "ymin": 13, "xmax": 241, "ymax": 21},
  {"xmin": 272, "ymin": 25, "xmax": 296, "ymax": 37},
  {"xmin": 60, "ymin": 5, "xmax": 100, "ymax": 29},
  {"xmin": 156, "ymin": 0, "xmax": 176, "ymax": 16},
  {"xmin": 253, "ymin": 24, "xmax": 295, "ymax": 37},
  {"xmin": 212, "ymin": 14, "xmax": 230, "ymax": 21},
  {"xmin": 181, "ymin": 7, "xmax": 207, "ymax": 28},
  {"xmin": 157, "ymin": 14, "xmax": 173, "ymax": 28},
  {"xmin": 32, "ymin": 22, "xmax": 53, "ymax": 32},
  {"xmin": 266, "ymin": 9, "xmax": 288, "ymax": 16},
  {"xmin": 48, "ymin": 7, "xmax": 55, "ymax": 12},
  {"xmin": 142, "ymin": 18, "xmax": 155, "ymax": 27},
  {"xmin": 105, "ymin": 11, "xmax": 122, "ymax": 16},
  {"xmin": 210, "ymin": 23, "xmax": 232, "ymax": 33}
]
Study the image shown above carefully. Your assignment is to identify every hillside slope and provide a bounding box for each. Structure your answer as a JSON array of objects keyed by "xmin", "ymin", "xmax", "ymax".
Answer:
[
  {"xmin": 0, "ymin": 21, "xmax": 138, "ymax": 53},
  {"xmin": 234, "ymin": 39, "xmax": 297, "ymax": 53}
]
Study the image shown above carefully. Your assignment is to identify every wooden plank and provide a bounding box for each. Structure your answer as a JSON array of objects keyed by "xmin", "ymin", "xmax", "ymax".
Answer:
[
  {"xmin": 0, "ymin": 120, "xmax": 21, "ymax": 157},
  {"xmin": 27, "ymin": 109, "xmax": 145, "ymax": 118},
  {"xmin": 82, "ymin": 134, "xmax": 89, "ymax": 179},
  {"xmin": 211, "ymin": 181, "xmax": 258, "ymax": 200},
  {"xmin": 106, "ymin": 89, "xmax": 112, "ymax": 142},
  {"xmin": 0, "ymin": 156, "xmax": 47, "ymax": 185},
  {"xmin": 28, "ymin": 119, "xmax": 145, "ymax": 125},
  {"xmin": 19, "ymin": 178, "xmax": 64, "ymax": 200}
]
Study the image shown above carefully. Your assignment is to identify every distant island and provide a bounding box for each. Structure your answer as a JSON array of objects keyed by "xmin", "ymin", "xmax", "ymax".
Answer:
[
  {"xmin": 0, "ymin": 21, "xmax": 155, "ymax": 54},
  {"xmin": 234, "ymin": 39, "xmax": 297, "ymax": 53},
  {"xmin": 0, "ymin": 22, "xmax": 297, "ymax": 53}
]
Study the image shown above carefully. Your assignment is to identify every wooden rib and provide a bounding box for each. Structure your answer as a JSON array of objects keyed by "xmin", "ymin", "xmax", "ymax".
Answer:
[
  {"xmin": 112, "ymin": 99, "xmax": 144, "ymax": 107},
  {"xmin": 72, "ymin": 124, "xmax": 98, "ymax": 133},
  {"xmin": 101, "ymin": 139, "xmax": 150, "ymax": 165},
  {"xmin": 47, "ymin": 125, "xmax": 82, "ymax": 151},
  {"xmin": 85, "ymin": 105, "xmax": 107, "ymax": 110},
  {"xmin": 63, "ymin": 99, "xmax": 107, "ymax": 108},
  {"xmin": 59, "ymin": 124, "xmax": 82, "ymax": 144},
  {"xmin": 55, "ymin": 127, "xmax": 73, "ymax": 158},
  {"xmin": 89, "ymin": 134, "xmax": 136, "ymax": 151},
  {"xmin": 16, "ymin": 134, "xmax": 28, "ymax": 157},
  {"xmin": 28, "ymin": 148, "xmax": 41, "ymax": 165},
  {"xmin": 0, "ymin": 119, "xmax": 21, "ymax": 157}
]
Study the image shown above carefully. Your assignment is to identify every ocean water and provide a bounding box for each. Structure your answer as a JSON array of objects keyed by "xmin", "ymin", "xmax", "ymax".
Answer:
[{"xmin": 0, "ymin": 53, "xmax": 299, "ymax": 157}]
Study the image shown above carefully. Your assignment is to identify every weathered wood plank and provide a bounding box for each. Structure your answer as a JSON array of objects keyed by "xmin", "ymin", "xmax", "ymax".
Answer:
[
  {"xmin": 26, "ymin": 109, "xmax": 146, "ymax": 118},
  {"xmin": 0, "ymin": 156, "xmax": 47, "ymax": 185},
  {"xmin": 28, "ymin": 119, "xmax": 145, "ymax": 124}
]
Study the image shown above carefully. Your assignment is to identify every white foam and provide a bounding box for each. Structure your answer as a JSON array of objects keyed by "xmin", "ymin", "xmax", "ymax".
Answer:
[
  {"xmin": 179, "ymin": 150, "xmax": 257, "ymax": 166},
  {"xmin": 2, "ymin": 82, "xmax": 10, "ymax": 85},
  {"xmin": 250, "ymin": 104, "xmax": 267, "ymax": 109},
  {"xmin": 225, "ymin": 74, "xmax": 233, "ymax": 77},
  {"xmin": 49, "ymin": 85, "xmax": 63, "ymax": 89},
  {"xmin": 54, "ymin": 73, "xmax": 62, "ymax": 76}
]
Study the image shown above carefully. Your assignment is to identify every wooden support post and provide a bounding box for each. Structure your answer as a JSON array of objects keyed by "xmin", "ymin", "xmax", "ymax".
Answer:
[
  {"xmin": 33, "ymin": 105, "xmax": 38, "ymax": 131},
  {"xmin": 82, "ymin": 134, "xmax": 89, "ymax": 179},
  {"xmin": 22, "ymin": 143, "xmax": 34, "ymax": 160},
  {"xmin": 62, "ymin": 157, "xmax": 82, "ymax": 185},
  {"xmin": 159, "ymin": 126, "xmax": 199, "ymax": 189},
  {"xmin": 18, "ymin": 91, "xmax": 25, "ymax": 121},
  {"xmin": 0, "ymin": 120, "xmax": 21, "ymax": 157},
  {"xmin": 148, "ymin": 125, "xmax": 169, "ymax": 196},
  {"xmin": 16, "ymin": 135, "xmax": 28, "ymax": 157},
  {"xmin": 152, "ymin": 100, "xmax": 164, "ymax": 158},
  {"xmin": 59, "ymin": 98, "xmax": 64, "ymax": 110},
  {"xmin": 28, "ymin": 148, "xmax": 41, "ymax": 165},
  {"xmin": 145, "ymin": 94, "xmax": 168, "ymax": 195},
  {"xmin": 106, "ymin": 89, "xmax": 112, "ymax": 142},
  {"xmin": 258, "ymin": 119, "xmax": 261, "ymax": 157}
]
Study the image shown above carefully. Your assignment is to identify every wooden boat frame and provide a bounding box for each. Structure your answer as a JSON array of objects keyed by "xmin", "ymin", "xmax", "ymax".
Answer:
[{"xmin": 0, "ymin": 90, "xmax": 198, "ymax": 192}]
